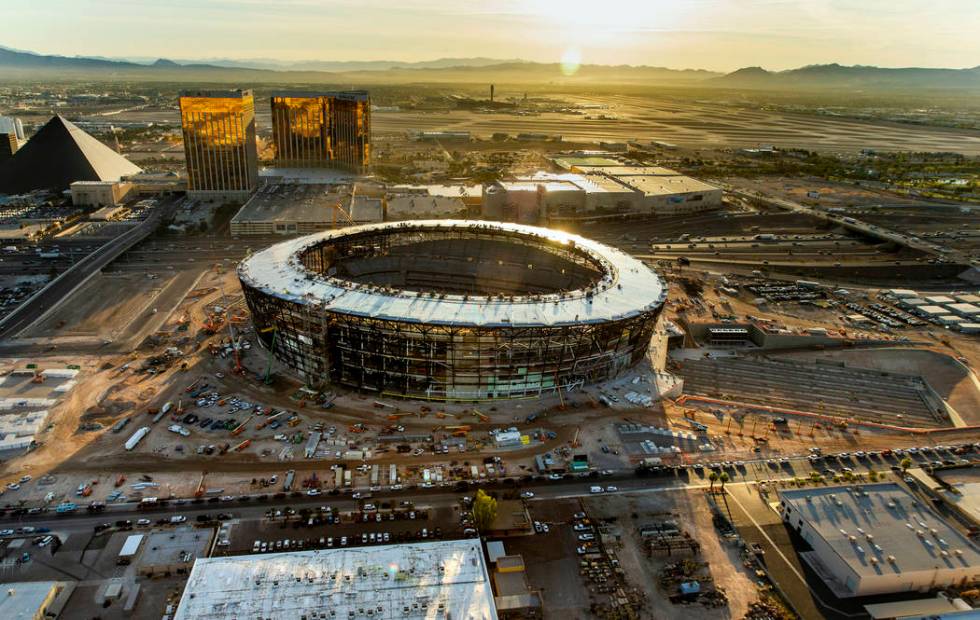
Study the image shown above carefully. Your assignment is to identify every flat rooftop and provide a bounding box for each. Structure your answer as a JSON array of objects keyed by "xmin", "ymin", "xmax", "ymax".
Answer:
[
  {"xmin": 610, "ymin": 173, "xmax": 719, "ymax": 196},
  {"xmin": 140, "ymin": 527, "xmax": 212, "ymax": 567},
  {"xmin": 173, "ymin": 540, "xmax": 497, "ymax": 620},
  {"xmin": 233, "ymin": 184, "xmax": 344, "ymax": 224},
  {"xmin": 780, "ymin": 483, "xmax": 980, "ymax": 576},
  {"xmin": 0, "ymin": 581, "xmax": 61, "ymax": 618}
]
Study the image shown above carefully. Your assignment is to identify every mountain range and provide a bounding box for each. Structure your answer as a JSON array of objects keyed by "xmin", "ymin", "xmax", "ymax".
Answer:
[{"xmin": 1, "ymin": 45, "xmax": 978, "ymax": 91}]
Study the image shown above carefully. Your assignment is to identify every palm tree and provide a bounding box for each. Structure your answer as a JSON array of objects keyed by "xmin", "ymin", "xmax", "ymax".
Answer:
[
  {"xmin": 708, "ymin": 471, "xmax": 718, "ymax": 493},
  {"xmin": 900, "ymin": 457, "xmax": 913, "ymax": 474},
  {"xmin": 719, "ymin": 472, "xmax": 730, "ymax": 492}
]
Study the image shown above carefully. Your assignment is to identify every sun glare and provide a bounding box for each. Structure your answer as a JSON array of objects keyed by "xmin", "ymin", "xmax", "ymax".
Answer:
[{"xmin": 560, "ymin": 48, "xmax": 582, "ymax": 76}]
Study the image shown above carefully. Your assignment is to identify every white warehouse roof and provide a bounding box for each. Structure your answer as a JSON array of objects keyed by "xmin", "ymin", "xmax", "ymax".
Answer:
[{"xmin": 173, "ymin": 540, "xmax": 497, "ymax": 620}]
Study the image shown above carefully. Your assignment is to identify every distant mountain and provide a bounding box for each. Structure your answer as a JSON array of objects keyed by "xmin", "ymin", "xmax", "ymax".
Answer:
[
  {"xmin": 0, "ymin": 45, "xmax": 718, "ymax": 84},
  {"xmin": 171, "ymin": 57, "xmax": 529, "ymax": 72},
  {"xmin": 711, "ymin": 63, "xmax": 980, "ymax": 91},
  {"xmin": 1, "ymin": 45, "xmax": 978, "ymax": 91}
]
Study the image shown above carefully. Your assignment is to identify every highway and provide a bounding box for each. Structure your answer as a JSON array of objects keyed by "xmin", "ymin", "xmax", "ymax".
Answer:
[
  {"xmin": 726, "ymin": 185, "xmax": 976, "ymax": 266},
  {"xmin": 0, "ymin": 202, "xmax": 175, "ymax": 339}
]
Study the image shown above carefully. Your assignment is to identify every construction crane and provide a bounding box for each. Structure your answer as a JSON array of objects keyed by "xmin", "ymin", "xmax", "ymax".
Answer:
[
  {"xmin": 471, "ymin": 409, "xmax": 488, "ymax": 422},
  {"xmin": 332, "ymin": 185, "xmax": 357, "ymax": 229},
  {"xmin": 259, "ymin": 326, "xmax": 278, "ymax": 384}
]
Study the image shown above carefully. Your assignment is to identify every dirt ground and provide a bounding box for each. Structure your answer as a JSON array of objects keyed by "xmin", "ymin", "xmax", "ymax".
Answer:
[{"xmin": 583, "ymin": 489, "xmax": 758, "ymax": 620}]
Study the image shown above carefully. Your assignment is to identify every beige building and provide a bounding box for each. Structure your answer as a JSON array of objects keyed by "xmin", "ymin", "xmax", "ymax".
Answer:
[
  {"xmin": 70, "ymin": 180, "xmax": 134, "ymax": 207},
  {"xmin": 482, "ymin": 165, "xmax": 722, "ymax": 223},
  {"xmin": 779, "ymin": 483, "xmax": 980, "ymax": 598}
]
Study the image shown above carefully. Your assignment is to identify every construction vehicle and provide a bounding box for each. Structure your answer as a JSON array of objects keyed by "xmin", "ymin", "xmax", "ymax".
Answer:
[
  {"xmin": 256, "ymin": 410, "xmax": 287, "ymax": 430},
  {"xmin": 114, "ymin": 474, "xmax": 126, "ymax": 487},
  {"xmin": 232, "ymin": 439, "xmax": 251, "ymax": 452},
  {"xmin": 30, "ymin": 369, "xmax": 45, "ymax": 384},
  {"xmin": 348, "ymin": 423, "xmax": 367, "ymax": 433},
  {"xmin": 287, "ymin": 416, "xmax": 301, "ymax": 427},
  {"xmin": 386, "ymin": 412, "xmax": 415, "ymax": 421},
  {"xmin": 471, "ymin": 409, "xmax": 488, "ymax": 422},
  {"xmin": 194, "ymin": 472, "xmax": 207, "ymax": 497},
  {"xmin": 230, "ymin": 414, "xmax": 254, "ymax": 436}
]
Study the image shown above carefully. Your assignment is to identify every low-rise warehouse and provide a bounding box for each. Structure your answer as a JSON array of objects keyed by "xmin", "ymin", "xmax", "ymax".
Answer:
[
  {"xmin": 482, "ymin": 164, "xmax": 722, "ymax": 223},
  {"xmin": 173, "ymin": 540, "xmax": 497, "ymax": 620},
  {"xmin": 230, "ymin": 184, "xmax": 346, "ymax": 236},
  {"xmin": 778, "ymin": 483, "xmax": 980, "ymax": 598},
  {"xmin": 137, "ymin": 527, "xmax": 212, "ymax": 577}
]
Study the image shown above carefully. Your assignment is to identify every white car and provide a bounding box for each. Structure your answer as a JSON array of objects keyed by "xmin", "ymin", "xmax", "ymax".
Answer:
[
  {"xmin": 170, "ymin": 515, "xmax": 187, "ymax": 523},
  {"xmin": 136, "ymin": 519, "xmax": 151, "ymax": 526},
  {"xmin": 605, "ymin": 486, "xmax": 618, "ymax": 493},
  {"xmin": 590, "ymin": 486, "xmax": 604, "ymax": 494},
  {"xmin": 519, "ymin": 491, "xmax": 534, "ymax": 499}
]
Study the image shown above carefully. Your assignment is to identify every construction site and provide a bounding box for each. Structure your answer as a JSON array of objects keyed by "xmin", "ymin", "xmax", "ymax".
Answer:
[{"xmin": 238, "ymin": 220, "xmax": 666, "ymax": 400}]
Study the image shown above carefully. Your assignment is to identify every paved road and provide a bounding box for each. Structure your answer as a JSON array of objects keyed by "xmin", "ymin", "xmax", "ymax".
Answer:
[
  {"xmin": 1, "ymin": 443, "xmax": 968, "ymax": 532},
  {"xmin": 726, "ymin": 186, "xmax": 975, "ymax": 266},
  {"xmin": 0, "ymin": 203, "xmax": 175, "ymax": 340}
]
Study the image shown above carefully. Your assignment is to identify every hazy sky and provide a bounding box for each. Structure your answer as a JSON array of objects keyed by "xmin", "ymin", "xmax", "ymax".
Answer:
[{"xmin": 7, "ymin": 0, "xmax": 979, "ymax": 71}]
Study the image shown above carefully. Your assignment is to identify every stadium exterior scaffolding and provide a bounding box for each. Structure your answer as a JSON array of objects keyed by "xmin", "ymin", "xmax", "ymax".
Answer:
[{"xmin": 238, "ymin": 220, "xmax": 665, "ymax": 400}]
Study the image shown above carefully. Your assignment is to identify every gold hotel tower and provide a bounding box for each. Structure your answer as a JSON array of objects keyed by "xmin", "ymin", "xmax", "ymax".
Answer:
[
  {"xmin": 270, "ymin": 91, "xmax": 370, "ymax": 173},
  {"xmin": 179, "ymin": 90, "xmax": 258, "ymax": 201}
]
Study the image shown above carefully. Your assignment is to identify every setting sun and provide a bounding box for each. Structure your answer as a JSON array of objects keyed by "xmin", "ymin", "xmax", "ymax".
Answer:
[{"xmin": 560, "ymin": 48, "xmax": 582, "ymax": 75}]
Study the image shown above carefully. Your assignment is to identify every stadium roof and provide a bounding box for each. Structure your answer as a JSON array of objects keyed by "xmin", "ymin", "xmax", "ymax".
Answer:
[
  {"xmin": 0, "ymin": 115, "xmax": 141, "ymax": 194},
  {"xmin": 238, "ymin": 220, "xmax": 666, "ymax": 328}
]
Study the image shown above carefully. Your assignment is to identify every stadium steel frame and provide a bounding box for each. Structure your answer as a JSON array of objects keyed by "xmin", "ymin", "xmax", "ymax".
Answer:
[{"xmin": 239, "ymin": 220, "xmax": 665, "ymax": 401}]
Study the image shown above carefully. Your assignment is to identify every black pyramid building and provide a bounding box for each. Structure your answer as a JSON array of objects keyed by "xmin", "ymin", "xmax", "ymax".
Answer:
[{"xmin": 0, "ymin": 115, "xmax": 142, "ymax": 194}]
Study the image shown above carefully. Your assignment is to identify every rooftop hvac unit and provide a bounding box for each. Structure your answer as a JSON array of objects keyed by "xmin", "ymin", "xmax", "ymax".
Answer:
[
  {"xmin": 925, "ymin": 540, "xmax": 934, "ymax": 547},
  {"xmin": 906, "ymin": 523, "xmax": 915, "ymax": 530},
  {"xmin": 888, "ymin": 501, "xmax": 897, "ymax": 508},
  {"xmin": 917, "ymin": 530, "xmax": 925, "ymax": 537},
  {"xmin": 866, "ymin": 534, "xmax": 874, "ymax": 541},
  {"xmin": 942, "ymin": 550, "xmax": 949, "ymax": 557},
  {"xmin": 955, "ymin": 549, "xmax": 964, "ymax": 556},
  {"xmin": 888, "ymin": 555, "xmax": 897, "ymax": 563},
  {"xmin": 849, "ymin": 535, "xmax": 857, "ymax": 543},
  {"xmin": 839, "ymin": 529, "xmax": 848, "ymax": 536},
  {"xmin": 857, "ymin": 528, "xmax": 865, "ymax": 535},
  {"xmin": 931, "ymin": 528, "xmax": 938, "ymax": 536},
  {"xmin": 870, "ymin": 558, "xmax": 879, "ymax": 565},
  {"xmin": 874, "ymin": 544, "xmax": 884, "ymax": 552},
  {"xmin": 805, "ymin": 496, "xmax": 812, "ymax": 502},
  {"xmin": 856, "ymin": 545, "xmax": 865, "ymax": 554}
]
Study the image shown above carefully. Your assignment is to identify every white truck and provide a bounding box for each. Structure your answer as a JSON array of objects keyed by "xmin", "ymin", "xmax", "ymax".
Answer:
[{"xmin": 124, "ymin": 427, "xmax": 151, "ymax": 451}]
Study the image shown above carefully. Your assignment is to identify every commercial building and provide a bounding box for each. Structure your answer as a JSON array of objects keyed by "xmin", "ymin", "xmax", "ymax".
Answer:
[
  {"xmin": 0, "ymin": 115, "xmax": 142, "ymax": 195},
  {"xmin": 137, "ymin": 527, "xmax": 213, "ymax": 577},
  {"xmin": 230, "ymin": 184, "xmax": 345, "ymax": 236},
  {"xmin": 0, "ymin": 132, "xmax": 18, "ymax": 161},
  {"xmin": 70, "ymin": 180, "xmax": 134, "ymax": 208},
  {"xmin": 0, "ymin": 581, "xmax": 71, "ymax": 619},
  {"xmin": 778, "ymin": 483, "xmax": 980, "ymax": 598},
  {"xmin": 0, "ymin": 115, "xmax": 24, "ymax": 141},
  {"xmin": 179, "ymin": 90, "xmax": 258, "ymax": 202},
  {"xmin": 173, "ymin": 540, "xmax": 497, "ymax": 620},
  {"xmin": 271, "ymin": 91, "xmax": 371, "ymax": 173},
  {"xmin": 482, "ymin": 165, "xmax": 722, "ymax": 224},
  {"xmin": 0, "ymin": 410, "xmax": 49, "ymax": 455},
  {"xmin": 238, "ymin": 220, "xmax": 665, "ymax": 400}
]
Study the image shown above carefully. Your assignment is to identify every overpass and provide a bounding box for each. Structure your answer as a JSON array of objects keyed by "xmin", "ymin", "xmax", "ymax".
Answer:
[{"xmin": 0, "ymin": 203, "xmax": 174, "ymax": 340}]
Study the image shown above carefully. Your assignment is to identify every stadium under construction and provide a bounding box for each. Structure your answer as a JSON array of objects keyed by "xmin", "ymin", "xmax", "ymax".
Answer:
[{"xmin": 238, "ymin": 220, "xmax": 666, "ymax": 400}]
